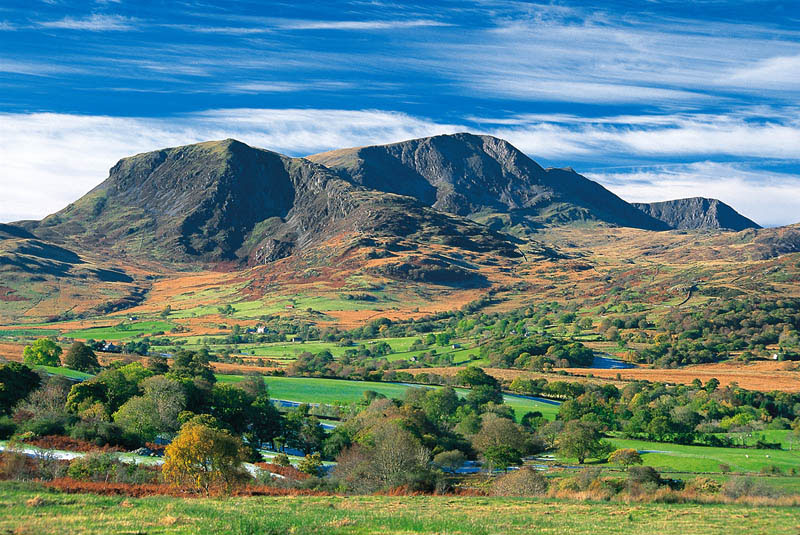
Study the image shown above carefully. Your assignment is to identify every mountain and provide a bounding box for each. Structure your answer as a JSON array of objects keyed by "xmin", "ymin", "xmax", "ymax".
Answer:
[
  {"xmin": 632, "ymin": 197, "xmax": 761, "ymax": 231},
  {"xmin": 20, "ymin": 139, "xmax": 521, "ymax": 267},
  {"xmin": 308, "ymin": 133, "xmax": 669, "ymax": 231}
]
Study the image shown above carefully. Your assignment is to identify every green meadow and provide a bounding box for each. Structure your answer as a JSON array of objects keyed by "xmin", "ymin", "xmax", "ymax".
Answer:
[{"xmin": 1, "ymin": 483, "xmax": 798, "ymax": 535}]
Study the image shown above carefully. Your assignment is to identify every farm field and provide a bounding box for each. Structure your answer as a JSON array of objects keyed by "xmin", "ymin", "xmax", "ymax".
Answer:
[
  {"xmin": 218, "ymin": 375, "xmax": 561, "ymax": 420},
  {"xmin": 1, "ymin": 483, "xmax": 798, "ymax": 535},
  {"xmin": 560, "ymin": 360, "xmax": 800, "ymax": 393},
  {"xmin": 606, "ymin": 437, "xmax": 800, "ymax": 475}
]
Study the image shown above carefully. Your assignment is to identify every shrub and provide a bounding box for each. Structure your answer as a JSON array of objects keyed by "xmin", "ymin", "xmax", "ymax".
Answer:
[
  {"xmin": 67, "ymin": 453, "xmax": 118, "ymax": 481},
  {"xmin": 491, "ymin": 467, "xmax": 549, "ymax": 496},
  {"xmin": 575, "ymin": 467, "xmax": 603, "ymax": 490},
  {"xmin": 721, "ymin": 476, "xmax": 779, "ymax": 499},
  {"xmin": 69, "ymin": 420, "xmax": 139, "ymax": 449},
  {"xmin": 272, "ymin": 453, "xmax": 291, "ymax": 467},
  {"xmin": 0, "ymin": 416, "xmax": 16, "ymax": 440},
  {"xmin": 67, "ymin": 452, "xmax": 156, "ymax": 484},
  {"xmin": 627, "ymin": 466, "xmax": 663, "ymax": 496},
  {"xmin": 685, "ymin": 476, "xmax": 721, "ymax": 494},
  {"xmin": 718, "ymin": 463, "xmax": 731, "ymax": 473},
  {"xmin": 20, "ymin": 415, "xmax": 68, "ymax": 437},
  {"xmin": 297, "ymin": 452, "xmax": 324, "ymax": 477},
  {"xmin": 760, "ymin": 464, "xmax": 782, "ymax": 475},
  {"xmin": 0, "ymin": 448, "xmax": 34, "ymax": 480}
]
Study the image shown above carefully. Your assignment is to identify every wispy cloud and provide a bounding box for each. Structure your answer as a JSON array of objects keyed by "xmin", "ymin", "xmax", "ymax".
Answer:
[
  {"xmin": 38, "ymin": 14, "xmax": 137, "ymax": 31},
  {"xmin": 271, "ymin": 18, "xmax": 452, "ymax": 31},
  {"xmin": 482, "ymin": 110, "xmax": 800, "ymax": 160},
  {"xmin": 0, "ymin": 109, "xmax": 462, "ymax": 222},
  {"xmin": 587, "ymin": 162, "xmax": 800, "ymax": 228},
  {"xmin": 0, "ymin": 58, "xmax": 85, "ymax": 76},
  {"xmin": 728, "ymin": 54, "xmax": 800, "ymax": 90}
]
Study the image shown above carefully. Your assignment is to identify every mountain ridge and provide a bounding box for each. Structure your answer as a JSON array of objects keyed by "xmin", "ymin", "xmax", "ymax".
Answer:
[
  {"xmin": 308, "ymin": 133, "xmax": 670, "ymax": 232},
  {"xmin": 632, "ymin": 197, "xmax": 761, "ymax": 231}
]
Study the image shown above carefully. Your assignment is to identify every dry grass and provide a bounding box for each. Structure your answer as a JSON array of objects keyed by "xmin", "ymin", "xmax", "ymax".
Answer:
[{"xmin": 560, "ymin": 360, "xmax": 800, "ymax": 392}]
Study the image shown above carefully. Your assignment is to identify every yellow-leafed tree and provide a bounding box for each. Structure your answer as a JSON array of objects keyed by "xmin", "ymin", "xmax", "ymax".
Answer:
[{"xmin": 162, "ymin": 422, "xmax": 249, "ymax": 494}]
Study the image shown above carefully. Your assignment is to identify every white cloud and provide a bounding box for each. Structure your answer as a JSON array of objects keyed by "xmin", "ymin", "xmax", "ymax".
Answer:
[
  {"xmin": 587, "ymin": 162, "xmax": 800, "ymax": 228},
  {"xmin": 484, "ymin": 111, "xmax": 800, "ymax": 160},
  {"xmin": 727, "ymin": 54, "xmax": 800, "ymax": 90},
  {"xmin": 1, "ymin": 108, "xmax": 798, "ymax": 226},
  {"xmin": 38, "ymin": 14, "xmax": 136, "ymax": 31},
  {"xmin": 0, "ymin": 109, "xmax": 462, "ymax": 222},
  {"xmin": 268, "ymin": 18, "xmax": 451, "ymax": 31}
]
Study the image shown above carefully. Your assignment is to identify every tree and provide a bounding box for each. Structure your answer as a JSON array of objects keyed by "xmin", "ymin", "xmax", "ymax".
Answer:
[
  {"xmin": 113, "ymin": 396, "xmax": 160, "ymax": 442},
  {"xmin": 483, "ymin": 444, "xmax": 522, "ymax": 471},
  {"xmin": 0, "ymin": 362, "xmax": 41, "ymax": 415},
  {"xmin": 23, "ymin": 339, "xmax": 62, "ymax": 367},
  {"xmin": 162, "ymin": 422, "xmax": 249, "ymax": 494},
  {"xmin": 140, "ymin": 375, "xmax": 186, "ymax": 436},
  {"xmin": 608, "ymin": 448, "xmax": 643, "ymax": 469},
  {"xmin": 209, "ymin": 384, "xmax": 254, "ymax": 434},
  {"xmin": 63, "ymin": 342, "xmax": 99, "ymax": 372},
  {"xmin": 556, "ymin": 421, "xmax": 612, "ymax": 464},
  {"xmin": 250, "ymin": 394, "xmax": 283, "ymax": 448},
  {"xmin": 284, "ymin": 404, "xmax": 326, "ymax": 454},
  {"xmin": 433, "ymin": 450, "xmax": 466, "ymax": 472},
  {"xmin": 473, "ymin": 413, "xmax": 528, "ymax": 455}
]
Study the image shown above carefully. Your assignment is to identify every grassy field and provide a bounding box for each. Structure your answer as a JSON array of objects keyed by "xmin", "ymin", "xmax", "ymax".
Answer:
[
  {"xmin": 218, "ymin": 375, "xmax": 560, "ymax": 420},
  {"xmin": 607, "ymin": 437, "xmax": 800, "ymax": 474},
  {"xmin": 1, "ymin": 482, "xmax": 799, "ymax": 535},
  {"xmin": 66, "ymin": 321, "xmax": 175, "ymax": 341}
]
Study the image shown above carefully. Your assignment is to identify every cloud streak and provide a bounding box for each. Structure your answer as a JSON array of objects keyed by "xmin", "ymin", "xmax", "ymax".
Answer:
[{"xmin": 38, "ymin": 14, "xmax": 137, "ymax": 31}]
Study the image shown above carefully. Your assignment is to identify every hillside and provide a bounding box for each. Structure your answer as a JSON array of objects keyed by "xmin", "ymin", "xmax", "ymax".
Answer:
[
  {"xmin": 633, "ymin": 197, "xmax": 761, "ymax": 231},
  {"xmin": 308, "ymin": 133, "xmax": 669, "ymax": 231},
  {"xmin": 19, "ymin": 139, "xmax": 522, "ymax": 267}
]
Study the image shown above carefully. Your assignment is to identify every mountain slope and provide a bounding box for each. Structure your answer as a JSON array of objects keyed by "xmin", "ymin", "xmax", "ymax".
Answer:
[
  {"xmin": 308, "ymin": 133, "xmax": 669, "ymax": 231},
  {"xmin": 632, "ymin": 197, "xmax": 761, "ymax": 231},
  {"xmin": 21, "ymin": 139, "xmax": 522, "ymax": 267}
]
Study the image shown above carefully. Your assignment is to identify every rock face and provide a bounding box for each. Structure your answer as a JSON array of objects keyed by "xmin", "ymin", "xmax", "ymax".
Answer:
[
  {"xmin": 308, "ymin": 133, "xmax": 669, "ymax": 231},
  {"xmin": 22, "ymin": 138, "xmax": 520, "ymax": 264},
  {"xmin": 632, "ymin": 198, "xmax": 761, "ymax": 231}
]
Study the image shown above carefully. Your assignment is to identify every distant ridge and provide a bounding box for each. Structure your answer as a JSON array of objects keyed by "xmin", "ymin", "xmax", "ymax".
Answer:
[
  {"xmin": 632, "ymin": 197, "xmax": 761, "ymax": 231},
  {"xmin": 308, "ymin": 133, "xmax": 669, "ymax": 231}
]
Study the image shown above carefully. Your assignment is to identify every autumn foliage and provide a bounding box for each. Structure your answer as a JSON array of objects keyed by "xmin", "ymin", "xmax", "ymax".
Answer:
[{"xmin": 162, "ymin": 422, "xmax": 249, "ymax": 494}]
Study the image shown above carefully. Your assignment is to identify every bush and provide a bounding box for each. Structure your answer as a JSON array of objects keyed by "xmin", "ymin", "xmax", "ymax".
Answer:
[
  {"xmin": 0, "ymin": 416, "xmax": 16, "ymax": 440},
  {"xmin": 69, "ymin": 420, "xmax": 139, "ymax": 449},
  {"xmin": 491, "ymin": 467, "xmax": 549, "ymax": 496},
  {"xmin": 67, "ymin": 452, "xmax": 156, "ymax": 484},
  {"xmin": 297, "ymin": 452, "xmax": 324, "ymax": 477},
  {"xmin": 575, "ymin": 467, "xmax": 603, "ymax": 490},
  {"xmin": 273, "ymin": 453, "xmax": 291, "ymax": 467},
  {"xmin": 0, "ymin": 448, "xmax": 34, "ymax": 480},
  {"xmin": 20, "ymin": 415, "xmax": 68, "ymax": 437},
  {"xmin": 685, "ymin": 476, "xmax": 721, "ymax": 494},
  {"xmin": 627, "ymin": 466, "xmax": 662, "ymax": 496},
  {"xmin": 721, "ymin": 476, "xmax": 779, "ymax": 499}
]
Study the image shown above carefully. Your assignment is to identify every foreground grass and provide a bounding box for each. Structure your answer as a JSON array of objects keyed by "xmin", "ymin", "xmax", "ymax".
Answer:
[{"xmin": 1, "ymin": 482, "xmax": 798, "ymax": 535}]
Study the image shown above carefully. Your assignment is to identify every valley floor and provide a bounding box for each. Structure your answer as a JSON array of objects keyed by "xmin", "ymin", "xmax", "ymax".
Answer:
[{"xmin": 1, "ymin": 482, "xmax": 798, "ymax": 535}]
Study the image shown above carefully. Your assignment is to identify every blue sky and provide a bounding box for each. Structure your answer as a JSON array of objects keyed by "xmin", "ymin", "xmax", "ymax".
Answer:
[{"xmin": 1, "ymin": 1, "xmax": 799, "ymax": 226}]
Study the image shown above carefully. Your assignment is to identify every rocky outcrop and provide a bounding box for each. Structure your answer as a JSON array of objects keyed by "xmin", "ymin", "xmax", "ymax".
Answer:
[{"xmin": 633, "ymin": 197, "xmax": 761, "ymax": 231}]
